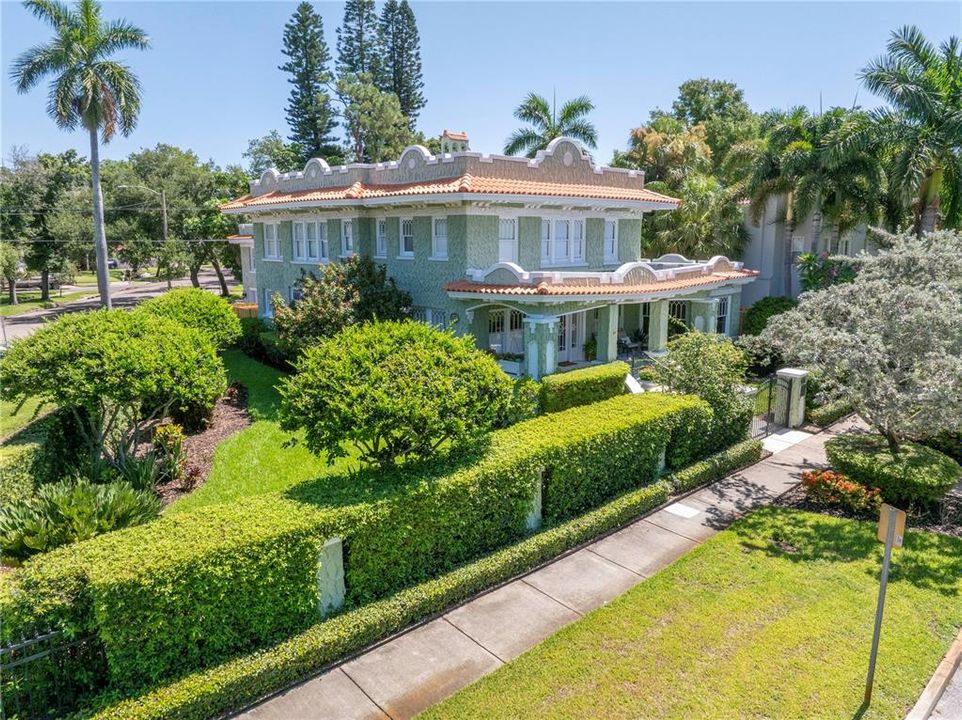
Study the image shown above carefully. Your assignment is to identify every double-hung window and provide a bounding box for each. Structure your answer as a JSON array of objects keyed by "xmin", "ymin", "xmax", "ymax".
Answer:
[
  {"xmin": 318, "ymin": 221, "xmax": 329, "ymax": 260},
  {"xmin": 432, "ymin": 217, "xmax": 448, "ymax": 259},
  {"xmin": 341, "ymin": 219, "xmax": 355, "ymax": 255},
  {"xmin": 540, "ymin": 219, "xmax": 552, "ymax": 264},
  {"xmin": 498, "ymin": 218, "xmax": 517, "ymax": 263},
  {"xmin": 263, "ymin": 223, "xmax": 280, "ymax": 260},
  {"xmin": 572, "ymin": 220, "xmax": 585, "ymax": 263},
  {"xmin": 604, "ymin": 220, "xmax": 618, "ymax": 264},
  {"xmin": 376, "ymin": 219, "xmax": 387, "ymax": 257},
  {"xmin": 305, "ymin": 222, "xmax": 319, "ymax": 261},
  {"xmin": 292, "ymin": 222, "xmax": 306, "ymax": 261},
  {"xmin": 715, "ymin": 296, "xmax": 730, "ymax": 335},
  {"xmin": 553, "ymin": 220, "xmax": 570, "ymax": 264},
  {"xmin": 400, "ymin": 218, "xmax": 415, "ymax": 257}
]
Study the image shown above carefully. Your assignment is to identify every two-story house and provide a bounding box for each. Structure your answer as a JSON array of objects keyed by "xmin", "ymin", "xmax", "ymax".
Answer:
[{"xmin": 223, "ymin": 134, "xmax": 757, "ymax": 379}]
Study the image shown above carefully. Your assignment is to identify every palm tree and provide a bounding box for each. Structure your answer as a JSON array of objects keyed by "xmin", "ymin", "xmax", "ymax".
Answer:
[
  {"xmin": 855, "ymin": 25, "xmax": 961, "ymax": 235},
  {"xmin": 11, "ymin": 0, "xmax": 149, "ymax": 308},
  {"xmin": 504, "ymin": 92, "xmax": 597, "ymax": 158}
]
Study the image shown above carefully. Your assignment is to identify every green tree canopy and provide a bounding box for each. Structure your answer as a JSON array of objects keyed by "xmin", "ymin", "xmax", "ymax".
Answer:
[
  {"xmin": 378, "ymin": 0, "xmax": 425, "ymax": 128},
  {"xmin": 337, "ymin": 73, "xmax": 414, "ymax": 162}
]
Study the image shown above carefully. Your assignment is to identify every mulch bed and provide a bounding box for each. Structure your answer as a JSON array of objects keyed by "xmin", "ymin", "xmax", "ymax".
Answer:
[
  {"xmin": 775, "ymin": 484, "xmax": 962, "ymax": 538},
  {"xmin": 156, "ymin": 384, "xmax": 251, "ymax": 506}
]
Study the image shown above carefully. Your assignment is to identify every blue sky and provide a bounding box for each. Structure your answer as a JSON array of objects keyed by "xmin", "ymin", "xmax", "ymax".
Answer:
[{"xmin": 2, "ymin": 1, "xmax": 959, "ymax": 171}]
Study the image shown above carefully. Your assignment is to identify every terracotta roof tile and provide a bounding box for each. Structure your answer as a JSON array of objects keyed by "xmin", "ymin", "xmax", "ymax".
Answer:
[
  {"xmin": 221, "ymin": 175, "xmax": 680, "ymax": 210},
  {"xmin": 444, "ymin": 270, "xmax": 757, "ymax": 297},
  {"xmin": 442, "ymin": 130, "xmax": 469, "ymax": 141}
]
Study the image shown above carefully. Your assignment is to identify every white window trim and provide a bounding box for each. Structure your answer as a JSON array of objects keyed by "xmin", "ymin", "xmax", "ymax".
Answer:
[
  {"xmin": 400, "ymin": 217, "xmax": 415, "ymax": 258},
  {"xmin": 340, "ymin": 218, "xmax": 356, "ymax": 258},
  {"xmin": 263, "ymin": 222, "xmax": 282, "ymax": 261},
  {"xmin": 498, "ymin": 217, "xmax": 518, "ymax": 263},
  {"xmin": 541, "ymin": 217, "xmax": 589, "ymax": 268},
  {"xmin": 715, "ymin": 296, "xmax": 730, "ymax": 335},
  {"xmin": 375, "ymin": 218, "xmax": 388, "ymax": 258},
  {"xmin": 604, "ymin": 219, "xmax": 619, "ymax": 265},
  {"xmin": 431, "ymin": 217, "xmax": 448, "ymax": 260}
]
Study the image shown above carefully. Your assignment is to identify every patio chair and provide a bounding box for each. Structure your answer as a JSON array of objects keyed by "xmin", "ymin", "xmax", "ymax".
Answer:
[{"xmin": 619, "ymin": 334, "xmax": 641, "ymax": 352}]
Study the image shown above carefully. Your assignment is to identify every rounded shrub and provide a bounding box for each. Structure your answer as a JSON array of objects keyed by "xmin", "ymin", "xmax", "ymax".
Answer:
[
  {"xmin": 825, "ymin": 433, "xmax": 961, "ymax": 507},
  {"xmin": 742, "ymin": 296, "xmax": 798, "ymax": 336},
  {"xmin": 280, "ymin": 320, "xmax": 513, "ymax": 466},
  {"xmin": 136, "ymin": 288, "xmax": 241, "ymax": 350}
]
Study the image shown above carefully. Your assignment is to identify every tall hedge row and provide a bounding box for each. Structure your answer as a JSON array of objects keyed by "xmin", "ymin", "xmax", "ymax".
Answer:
[
  {"xmin": 3, "ymin": 393, "xmax": 713, "ymax": 702},
  {"xmin": 539, "ymin": 361, "xmax": 629, "ymax": 413}
]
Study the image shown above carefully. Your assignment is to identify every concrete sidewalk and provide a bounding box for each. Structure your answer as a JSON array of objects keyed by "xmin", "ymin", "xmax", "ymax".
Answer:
[{"xmin": 238, "ymin": 419, "xmax": 859, "ymax": 720}]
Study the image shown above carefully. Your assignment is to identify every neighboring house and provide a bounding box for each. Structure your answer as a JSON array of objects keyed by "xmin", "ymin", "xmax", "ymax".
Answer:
[
  {"xmin": 740, "ymin": 196, "xmax": 877, "ymax": 307},
  {"xmin": 222, "ymin": 135, "xmax": 757, "ymax": 379},
  {"xmin": 226, "ymin": 223, "xmax": 256, "ymax": 303}
]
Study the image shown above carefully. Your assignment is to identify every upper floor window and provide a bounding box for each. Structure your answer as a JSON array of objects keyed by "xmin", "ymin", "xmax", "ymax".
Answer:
[
  {"xmin": 293, "ymin": 221, "xmax": 324, "ymax": 262},
  {"xmin": 540, "ymin": 219, "xmax": 552, "ymax": 264},
  {"xmin": 572, "ymin": 220, "xmax": 585, "ymax": 262},
  {"xmin": 432, "ymin": 217, "xmax": 448, "ymax": 259},
  {"xmin": 341, "ymin": 219, "xmax": 355, "ymax": 254},
  {"xmin": 263, "ymin": 223, "xmax": 280, "ymax": 260},
  {"xmin": 318, "ymin": 221, "xmax": 329, "ymax": 259},
  {"xmin": 498, "ymin": 218, "xmax": 517, "ymax": 263},
  {"xmin": 604, "ymin": 220, "xmax": 618, "ymax": 264},
  {"xmin": 542, "ymin": 218, "xmax": 585, "ymax": 266},
  {"xmin": 376, "ymin": 219, "xmax": 387, "ymax": 257},
  {"xmin": 400, "ymin": 218, "xmax": 415, "ymax": 256},
  {"xmin": 293, "ymin": 222, "xmax": 305, "ymax": 261},
  {"xmin": 305, "ymin": 222, "xmax": 320, "ymax": 261},
  {"xmin": 715, "ymin": 296, "xmax": 730, "ymax": 334}
]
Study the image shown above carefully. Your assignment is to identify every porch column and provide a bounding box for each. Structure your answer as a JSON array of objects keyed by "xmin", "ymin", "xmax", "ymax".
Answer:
[
  {"xmin": 648, "ymin": 300, "xmax": 669, "ymax": 354},
  {"xmin": 523, "ymin": 316, "xmax": 559, "ymax": 380},
  {"xmin": 690, "ymin": 298, "xmax": 717, "ymax": 334},
  {"xmin": 726, "ymin": 292, "xmax": 742, "ymax": 336},
  {"xmin": 596, "ymin": 304, "xmax": 619, "ymax": 362}
]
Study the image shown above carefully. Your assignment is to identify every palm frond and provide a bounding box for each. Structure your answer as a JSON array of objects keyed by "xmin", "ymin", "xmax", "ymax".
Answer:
[
  {"xmin": 513, "ymin": 93, "xmax": 551, "ymax": 128},
  {"xmin": 21, "ymin": 0, "xmax": 74, "ymax": 30},
  {"xmin": 93, "ymin": 19, "xmax": 150, "ymax": 58},
  {"xmin": 557, "ymin": 95, "xmax": 594, "ymax": 125},
  {"xmin": 560, "ymin": 119, "xmax": 597, "ymax": 148},
  {"xmin": 10, "ymin": 40, "xmax": 65, "ymax": 92},
  {"xmin": 503, "ymin": 128, "xmax": 543, "ymax": 157},
  {"xmin": 97, "ymin": 60, "xmax": 141, "ymax": 137}
]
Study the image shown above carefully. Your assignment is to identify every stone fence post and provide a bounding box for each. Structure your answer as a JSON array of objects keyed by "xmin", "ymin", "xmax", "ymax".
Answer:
[
  {"xmin": 317, "ymin": 537, "xmax": 346, "ymax": 617},
  {"xmin": 775, "ymin": 368, "xmax": 809, "ymax": 429}
]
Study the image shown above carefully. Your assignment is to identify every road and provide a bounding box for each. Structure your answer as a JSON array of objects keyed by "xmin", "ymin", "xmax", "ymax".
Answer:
[{"xmin": 1, "ymin": 270, "xmax": 226, "ymax": 343}]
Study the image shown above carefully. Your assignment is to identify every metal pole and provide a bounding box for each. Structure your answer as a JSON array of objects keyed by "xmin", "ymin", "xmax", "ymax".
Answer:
[
  {"xmin": 865, "ymin": 505, "xmax": 897, "ymax": 704},
  {"xmin": 160, "ymin": 189, "xmax": 169, "ymax": 242}
]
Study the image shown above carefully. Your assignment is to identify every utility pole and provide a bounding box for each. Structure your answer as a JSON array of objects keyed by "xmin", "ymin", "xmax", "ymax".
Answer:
[{"xmin": 160, "ymin": 189, "xmax": 168, "ymax": 241}]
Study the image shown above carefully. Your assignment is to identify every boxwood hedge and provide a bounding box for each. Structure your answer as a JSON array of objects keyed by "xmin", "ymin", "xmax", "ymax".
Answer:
[
  {"xmin": 4, "ymin": 393, "xmax": 714, "ymax": 699},
  {"xmin": 806, "ymin": 398, "xmax": 854, "ymax": 428},
  {"xmin": 539, "ymin": 361, "xmax": 629, "ymax": 413},
  {"xmin": 85, "ymin": 437, "xmax": 763, "ymax": 720}
]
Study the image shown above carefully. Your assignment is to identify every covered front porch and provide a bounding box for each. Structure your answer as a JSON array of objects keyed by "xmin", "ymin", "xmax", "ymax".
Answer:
[{"xmin": 446, "ymin": 255, "xmax": 757, "ymax": 380}]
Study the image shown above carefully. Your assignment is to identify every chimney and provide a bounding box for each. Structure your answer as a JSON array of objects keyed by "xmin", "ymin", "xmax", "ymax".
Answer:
[{"xmin": 440, "ymin": 129, "xmax": 469, "ymax": 153}]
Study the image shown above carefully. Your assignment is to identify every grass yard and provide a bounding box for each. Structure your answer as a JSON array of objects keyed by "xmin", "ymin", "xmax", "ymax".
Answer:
[
  {"xmin": 422, "ymin": 508, "xmax": 962, "ymax": 720},
  {"xmin": 0, "ymin": 395, "xmax": 50, "ymax": 441},
  {"xmin": 0, "ymin": 290, "xmax": 94, "ymax": 316},
  {"xmin": 71, "ymin": 269, "xmax": 124, "ymax": 285},
  {"xmin": 168, "ymin": 350, "xmax": 357, "ymax": 513}
]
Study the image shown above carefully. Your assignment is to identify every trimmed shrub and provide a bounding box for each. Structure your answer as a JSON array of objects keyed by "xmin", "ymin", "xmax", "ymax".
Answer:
[
  {"xmin": 806, "ymin": 398, "xmax": 854, "ymax": 427},
  {"xmin": 826, "ymin": 434, "xmax": 961, "ymax": 507},
  {"xmin": 136, "ymin": 288, "xmax": 241, "ymax": 350},
  {"xmin": 668, "ymin": 439, "xmax": 763, "ymax": 494},
  {"xmin": 0, "ymin": 410, "xmax": 87, "ymax": 505},
  {"xmin": 0, "ymin": 479, "xmax": 160, "ymax": 562},
  {"xmin": 280, "ymin": 321, "xmax": 513, "ymax": 467},
  {"xmin": 540, "ymin": 361, "xmax": 628, "ymax": 413},
  {"xmin": 3, "ymin": 393, "xmax": 713, "ymax": 695},
  {"xmin": 921, "ymin": 432, "xmax": 962, "ymax": 465},
  {"xmin": 741, "ymin": 296, "xmax": 797, "ymax": 336},
  {"xmin": 84, "ymin": 437, "xmax": 755, "ymax": 720},
  {"xmin": 801, "ymin": 469, "xmax": 881, "ymax": 516},
  {"xmin": 502, "ymin": 376, "xmax": 541, "ymax": 426}
]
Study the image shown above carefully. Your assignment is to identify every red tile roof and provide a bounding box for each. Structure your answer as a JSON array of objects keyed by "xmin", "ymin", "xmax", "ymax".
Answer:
[
  {"xmin": 442, "ymin": 130, "xmax": 469, "ymax": 141},
  {"xmin": 221, "ymin": 174, "xmax": 679, "ymax": 211},
  {"xmin": 445, "ymin": 269, "xmax": 757, "ymax": 297}
]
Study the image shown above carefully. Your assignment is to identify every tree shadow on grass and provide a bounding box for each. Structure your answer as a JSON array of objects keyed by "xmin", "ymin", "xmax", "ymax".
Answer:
[
  {"xmin": 283, "ymin": 435, "xmax": 493, "ymax": 510},
  {"xmin": 735, "ymin": 508, "xmax": 962, "ymax": 597}
]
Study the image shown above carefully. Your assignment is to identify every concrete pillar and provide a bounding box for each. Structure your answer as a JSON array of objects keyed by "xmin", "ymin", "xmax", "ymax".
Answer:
[
  {"xmin": 727, "ymin": 292, "xmax": 742, "ymax": 336},
  {"xmin": 523, "ymin": 316, "xmax": 559, "ymax": 380},
  {"xmin": 525, "ymin": 471, "xmax": 543, "ymax": 531},
  {"xmin": 317, "ymin": 537, "xmax": 346, "ymax": 617},
  {"xmin": 775, "ymin": 367, "xmax": 809, "ymax": 429},
  {"xmin": 690, "ymin": 298, "xmax": 717, "ymax": 334},
  {"xmin": 596, "ymin": 304, "xmax": 619, "ymax": 362},
  {"xmin": 648, "ymin": 300, "xmax": 669, "ymax": 354}
]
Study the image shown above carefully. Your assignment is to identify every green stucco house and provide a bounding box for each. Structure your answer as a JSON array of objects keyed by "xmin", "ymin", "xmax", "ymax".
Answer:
[{"xmin": 223, "ymin": 134, "xmax": 757, "ymax": 379}]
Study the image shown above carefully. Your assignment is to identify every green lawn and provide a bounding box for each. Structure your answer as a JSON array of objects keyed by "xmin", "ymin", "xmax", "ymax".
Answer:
[
  {"xmin": 168, "ymin": 350, "xmax": 357, "ymax": 513},
  {"xmin": 0, "ymin": 290, "xmax": 95, "ymax": 316},
  {"xmin": 422, "ymin": 508, "xmax": 962, "ymax": 720},
  {"xmin": 72, "ymin": 269, "xmax": 124, "ymax": 285},
  {"xmin": 0, "ymin": 396, "xmax": 51, "ymax": 441}
]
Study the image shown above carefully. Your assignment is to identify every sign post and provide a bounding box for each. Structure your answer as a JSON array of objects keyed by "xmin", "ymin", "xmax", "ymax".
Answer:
[{"xmin": 864, "ymin": 503, "xmax": 906, "ymax": 705}]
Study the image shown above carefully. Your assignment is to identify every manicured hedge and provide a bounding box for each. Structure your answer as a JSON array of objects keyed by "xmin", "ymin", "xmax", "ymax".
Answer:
[
  {"xmin": 86, "ymin": 437, "xmax": 762, "ymax": 720},
  {"xmin": 540, "ymin": 361, "xmax": 629, "ymax": 413},
  {"xmin": 741, "ymin": 296, "xmax": 797, "ymax": 336},
  {"xmin": 4, "ymin": 393, "xmax": 713, "ymax": 697},
  {"xmin": 826, "ymin": 434, "xmax": 961, "ymax": 507},
  {"xmin": 668, "ymin": 439, "xmax": 764, "ymax": 494},
  {"xmin": 806, "ymin": 399, "xmax": 854, "ymax": 428},
  {"xmin": 136, "ymin": 288, "xmax": 241, "ymax": 350}
]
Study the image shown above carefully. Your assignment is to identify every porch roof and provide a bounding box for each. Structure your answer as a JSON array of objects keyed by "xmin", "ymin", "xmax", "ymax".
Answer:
[{"xmin": 445, "ymin": 268, "xmax": 757, "ymax": 298}]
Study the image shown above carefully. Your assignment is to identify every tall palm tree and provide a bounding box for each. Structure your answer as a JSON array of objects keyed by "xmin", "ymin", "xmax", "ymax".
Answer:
[
  {"xmin": 854, "ymin": 25, "xmax": 961, "ymax": 235},
  {"xmin": 504, "ymin": 92, "xmax": 597, "ymax": 158},
  {"xmin": 11, "ymin": 0, "xmax": 149, "ymax": 308}
]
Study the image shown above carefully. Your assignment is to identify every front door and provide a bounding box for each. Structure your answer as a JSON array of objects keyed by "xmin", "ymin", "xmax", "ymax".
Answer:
[{"xmin": 558, "ymin": 311, "xmax": 585, "ymax": 364}]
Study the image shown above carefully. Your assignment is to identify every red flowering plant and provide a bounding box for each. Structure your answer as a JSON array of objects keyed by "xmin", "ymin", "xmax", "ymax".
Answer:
[{"xmin": 801, "ymin": 469, "xmax": 882, "ymax": 516}]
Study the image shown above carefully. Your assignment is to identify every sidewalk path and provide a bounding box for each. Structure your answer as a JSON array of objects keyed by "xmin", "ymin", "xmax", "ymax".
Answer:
[{"xmin": 238, "ymin": 419, "xmax": 861, "ymax": 720}]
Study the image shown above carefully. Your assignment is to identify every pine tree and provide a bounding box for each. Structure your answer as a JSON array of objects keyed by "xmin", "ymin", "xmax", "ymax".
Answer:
[
  {"xmin": 279, "ymin": 2, "xmax": 337, "ymax": 162},
  {"xmin": 336, "ymin": 0, "xmax": 382, "ymax": 81},
  {"xmin": 379, "ymin": 0, "xmax": 426, "ymax": 129}
]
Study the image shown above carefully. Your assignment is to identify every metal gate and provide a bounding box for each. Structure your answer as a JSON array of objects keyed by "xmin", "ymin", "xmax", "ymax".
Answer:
[{"xmin": 750, "ymin": 374, "xmax": 790, "ymax": 438}]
